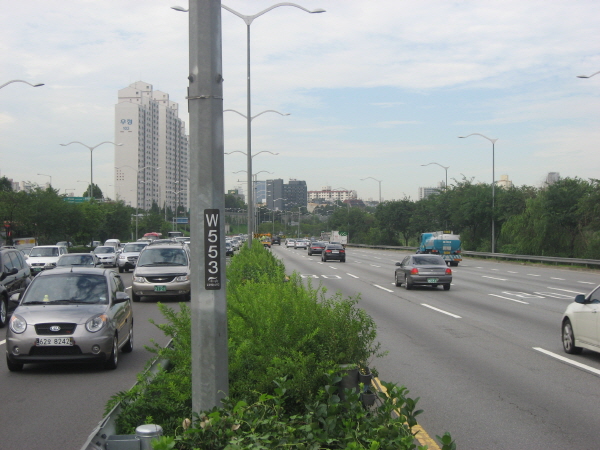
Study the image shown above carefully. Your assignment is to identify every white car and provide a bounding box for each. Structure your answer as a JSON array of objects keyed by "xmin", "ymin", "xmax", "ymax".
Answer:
[
  {"xmin": 93, "ymin": 246, "xmax": 118, "ymax": 267},
  {"xmin": 295, "ymin": 239, "xmax": 309, "ymax": 249},
  {"xmin": 286, "ymin": 239, "xmax": 296, "ymax": 248},
  {"xmin": 26, "ymin": 245, "xmax": 68, "ymax": 275},
  {"xmin": 562, "ymin": 284, "xmax": 600, "ymax": 355}
]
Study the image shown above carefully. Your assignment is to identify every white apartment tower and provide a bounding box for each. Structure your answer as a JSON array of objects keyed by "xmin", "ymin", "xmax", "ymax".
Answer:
[{"xmin": 114, "ymin": 81, "xmax": 189, "ymax": 213}]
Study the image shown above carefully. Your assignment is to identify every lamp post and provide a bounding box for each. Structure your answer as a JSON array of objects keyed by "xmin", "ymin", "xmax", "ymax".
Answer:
[
  {"xmin": 421, "ymin": 162, "xmax": 449, "ymax": 191},
  {"xmin": 577, "ymin": 71, "xmax": 600, "ymax": 78},
  {"xmin": 0, "ymin": 80, "xmax": 44, "ymax": 90},
  {"xmin": 166, "ymin": 189, "xmax": 185, "ymax": 231},
  {"xmin": 224, "ymin": 109, "xmax": 288, "ymax": 245},
  {"xmin": 459, "ymin": 133, "xmax": 498, "ymax": 253},
  {"xmin": 360, "ymin": 177, "xmax": 382, "ymax": 204},
  {"xmin": 61, "ymin": 141, "xmax": 122, "ymax": 199},
  {"xmin": 37, "ymin": 173, "xmax": 52, "ymax": 188},
  {"xmin": 233, "ymin": 169, "xmax": 273, "ymax": 237},
  {"xmin": 220, "ymin": 3, "xmax": 324, "ymax": 246}
]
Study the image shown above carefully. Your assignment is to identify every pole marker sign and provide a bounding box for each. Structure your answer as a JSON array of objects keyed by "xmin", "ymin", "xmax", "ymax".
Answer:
[{"xmin": 204, "ymin": 209, "xmax": 221, "ymax": 290}]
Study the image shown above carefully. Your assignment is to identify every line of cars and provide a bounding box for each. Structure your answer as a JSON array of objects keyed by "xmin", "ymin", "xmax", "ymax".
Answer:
[
  {"xmin": 2, "ymin": 237, "xmax": 192, "ymax": 372},
  {"xmin": 286, "ymin": 238, "xmax": 347, "ymax": 262}
]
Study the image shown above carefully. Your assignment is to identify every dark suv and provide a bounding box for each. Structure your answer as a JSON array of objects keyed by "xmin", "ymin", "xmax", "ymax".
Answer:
[
  {"xmin": 0, "ymin": 247, "xmax": 33, "ymax": 327},
  {"xmin": 272, "ymin": 236, "xmax": 281, "ymax": 245}
]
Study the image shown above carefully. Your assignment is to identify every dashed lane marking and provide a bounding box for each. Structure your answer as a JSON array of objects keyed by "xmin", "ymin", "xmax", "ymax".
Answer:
[
  {"xmin": 421, "ymin": 304, "xmax": 462, "ymax": 318},
  {"xmin": 489, "ymin": 294, "xmax": 529, "ymax": 304},
  {"xmin": 534, "ymin": 347, "xmax": 600, "ymax": 377},
  {"xmin": 374, "ymin": 284, "xmax": 394, "ymax": 293},
  {"xmin": 482, "ymin": 276, "xmax": 507, "ymax": 281},
  {"xmin": 347, "ymin": 273, "xmax": 359, "ymax": 278}
]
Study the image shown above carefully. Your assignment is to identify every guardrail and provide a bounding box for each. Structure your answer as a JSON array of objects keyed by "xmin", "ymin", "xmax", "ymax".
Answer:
[{"xmin": 345, "ymin": 244, "xmax": 600, "ymax": 268}]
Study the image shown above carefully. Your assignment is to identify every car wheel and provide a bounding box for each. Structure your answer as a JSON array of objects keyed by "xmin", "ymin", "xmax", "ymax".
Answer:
[
  {"xmin": 0, "ymin": 296, "xmax": 7, "ymax": 328},
  {"xmin": 405, "ymin": 275, "xmax": 413, "ymax": 290},
  {"xmin": 132, "ymin": 292, "xmax": 141, "ymax": 303},
  {"xmin": 562, "ymin": 319, "xmax": 583, "ymax": 355},
  {"xmin": 308, "ymin": 251, "xmax": 311, "ymax": 256},
  {"xmin": 340, "ymin": 259, "xmax": 345, "ymax": 263},
  {"xmin": 443, "ymin": 284, "xmax": 451, "ymax": 291},
  {"xmin": 104, "ymin": 335, "xmax": 119, "ymax": 370},
  {"xmin": 118, "ymin": 266, "xmax": 124, "ymax": 273},
  {"xmin": 395, "ymin": 273, "xmax": 402, "ymax": 287},
  {"xmin": 122, "ymin": 325, "xmax": 133, "ymax": 353},
  {"xmin": 6, "ymin": 356, "xmax": 23, "ymax": 372}
]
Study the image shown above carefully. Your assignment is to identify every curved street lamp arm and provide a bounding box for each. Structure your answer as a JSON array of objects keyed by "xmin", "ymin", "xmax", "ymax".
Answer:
[
  {"xmin": 60, "ymin": 141, "xmax": 123, "ymax": 150},
  {"xmin": 458, "ymin": 133, "xmax": 498, "ymax": 144},
  {"xmin": 222, "ymin": 2, "xmax": 325, "ymax": 26},
  {"xmin": 251, "ymin": 110, "xmax": 290, "ymax": 120},
  {"xmin": 360, "ymin": 177, "xmax": 382, "ymax": 183},
  {"xmin": 0, "ymin": 79, "xmax": 44, "ymax": 90},
  {"xmin": 577, "ymin": 71, "xmax": 600, "ymax": 79},
  {"xmin": 421, "ymin": 162, "xmax": 449, "ymax": 170}
]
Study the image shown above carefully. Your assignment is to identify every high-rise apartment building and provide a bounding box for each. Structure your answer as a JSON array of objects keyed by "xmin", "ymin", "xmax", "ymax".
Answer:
[
  {"xmin": 114, "ymin": 81, "xmax": 189, "ymax": 213},
  {"xmin": 266, "ymin": 178, "xmax": 307, "ymax": 210}
]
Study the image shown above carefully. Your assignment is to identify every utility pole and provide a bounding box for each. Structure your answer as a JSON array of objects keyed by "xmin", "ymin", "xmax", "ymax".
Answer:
[{"xmin": 188, "ymin": 0, "xmax": 228, "ymax": 412}]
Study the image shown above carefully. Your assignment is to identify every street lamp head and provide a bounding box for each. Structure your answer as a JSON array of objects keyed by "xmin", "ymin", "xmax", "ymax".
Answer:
[
  {"xmin": 311, "ymin": 8, "xmax": 326, "ymax": 13},
  {"xmin": 577, "ymin": 71, "xmax": 600, "ymax": 79},
  {"xmin": 171, "ymin": 6, "xmax": 188, "ymax": 12},
  {"xmin": 33, "ymin": 83, "xmax": 44, "ymax": 87}
]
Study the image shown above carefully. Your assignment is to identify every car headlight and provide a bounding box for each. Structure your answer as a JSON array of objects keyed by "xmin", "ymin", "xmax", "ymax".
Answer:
[
  {"xmin": 119, "ymin": 255, "xmax": 127, "ymax": 260},
  {"xmin": 133, "ymin": 276, "xmax": 146, "ymax": 283},
  {"xmin": 175, "ymin": 275, "xmax": 190, "ymax": 282},
  {"xmin": 86, "ymin": 314, "xmax": 108, "ymax": 333},
  {"xmin": 47, "ymin": 262, "xmax": 56, "ymax": 267},
  {"xmin": 10, "ymin": 314, "xmax": 27, "ymax": 334}
]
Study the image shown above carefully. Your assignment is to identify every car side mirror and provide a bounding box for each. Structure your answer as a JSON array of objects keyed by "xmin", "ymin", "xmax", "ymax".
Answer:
[
  {"xmin": 395, "ymin": 262, "xmax": 401, "ymax": 266},
  {"xmin": 574, "ymin": 294, "xmax": 586, "ymax": 304},
  {"xmin": 9, "ymin": 292, "xmax": 21, "ymax": 304},
  {"xmin": 0, "ymin": 267, "xmax": 18, "ymax": 281},
  {"xmin": 114, "ymin": 291, "xmax": 130, "ymax": 303}
]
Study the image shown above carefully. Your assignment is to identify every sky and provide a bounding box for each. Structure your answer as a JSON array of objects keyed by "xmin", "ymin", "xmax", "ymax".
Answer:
[{"xmin": 1, "ymin": 0, "xmax": 599, "ymax": 203}]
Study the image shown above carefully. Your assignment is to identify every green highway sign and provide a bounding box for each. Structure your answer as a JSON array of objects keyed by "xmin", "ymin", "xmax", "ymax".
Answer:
[{"xmin": 63, "ymin": 196, "xmax": 91, "ymax": 203}]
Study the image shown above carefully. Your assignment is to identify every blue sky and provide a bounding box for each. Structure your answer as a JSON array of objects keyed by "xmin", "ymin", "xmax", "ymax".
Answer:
[{"xmin": 1, "ymin": 0, "xmax": 599, "ymax": 202}]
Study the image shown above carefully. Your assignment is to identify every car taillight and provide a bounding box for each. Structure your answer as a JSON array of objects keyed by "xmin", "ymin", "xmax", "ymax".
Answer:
[
  {"xmin": 326, "ymin": 250, "xmax": 332, "ymax": 253},
  {"xmin": 410, "ymin": 268, "xmax": 419, "ymax": 274},
  {"xmin": 340, "ymin": 250, "xmax": 345, "ymax": 253},
  {"xmin": 432, "ymin": 249, "xmax": 439, "ymax": 253},
  {"xmin": 445, "ymin": 268, "xmax": 452, "ymax": 275}
]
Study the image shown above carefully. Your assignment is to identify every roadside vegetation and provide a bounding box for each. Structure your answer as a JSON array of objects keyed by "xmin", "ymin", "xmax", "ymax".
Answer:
[{"xmin": 105, "ymin": 243, "xmax": 455, "ymax": 449}]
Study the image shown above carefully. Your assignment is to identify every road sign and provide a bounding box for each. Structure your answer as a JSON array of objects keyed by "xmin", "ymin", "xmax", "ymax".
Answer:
[
  {"xmin": 63, "ymin": 196, "xmax": 91, "ymax": 203},
  {"xmin": 176, "ymin": 217, "xmax": 189, "ymax": 224}
]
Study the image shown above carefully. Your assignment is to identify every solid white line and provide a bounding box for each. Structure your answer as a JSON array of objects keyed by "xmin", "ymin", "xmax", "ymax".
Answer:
[
  {"xmin": 347, "ymin": 273, "xmax": 359, "ymax": 279},
  {"xmin": 547, "ymin": 287, "xmax": 586, "ymax": 294},
  {"xmin": 533, "ymin": 347, "xmax": 600, "ymax": 377},
  {"xmin": 374, "ymin": 284, "xmax": 394, "ymax": 293},
  {"xmin": 421, "ymin": 304, "xmax": 461, "ymax": 318},
  {"xmin": 489, "ymin": 294, "xmax": 529, "ymax": 304},
  {"xmin": 482, "ymin": 276, "xmax": 507, "ymax": 281},
  {"xmin": 578, "ymin": 281, "xmax": 596, "ymax": 285}
]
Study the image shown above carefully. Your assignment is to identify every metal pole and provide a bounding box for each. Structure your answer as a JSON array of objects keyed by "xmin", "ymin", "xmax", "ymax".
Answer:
[
  {"xmin": 188, "ymin": 0, "xmax": 228, "ymax": 412},
  {"xmin": 246, "ymin": 23, "xmax": 253, "ymax": 246},
  {"xmin": 492, "ymin": 141, "xmax": 495, "ymax": 253}
]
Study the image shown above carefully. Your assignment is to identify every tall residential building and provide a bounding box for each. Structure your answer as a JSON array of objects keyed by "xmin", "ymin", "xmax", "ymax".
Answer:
[
  {"xmin": 266, "ymin": 178, "xmax": 308, "ymax": 210},
  {"xmin": 545, "ymin": 172, "xmax": 560, "ymax": 186},
  {"xmin": 497, "ymin": 174, "xmax": 513, "ymax": 189},
  {"xmin": 418, "ymin": 182, "xmax": 444, "ymax": 200},
  {"xmin": 114, "ymin": 81, "xmax": 189, "ymax": 213}
]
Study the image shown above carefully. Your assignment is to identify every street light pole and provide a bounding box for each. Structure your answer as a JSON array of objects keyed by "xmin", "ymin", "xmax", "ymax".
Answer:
[
  {"xmin": 421, "ymin": 162, "xmax": 449, "ymax": 191},
  {"xmin": 0, "ymin": 80, "xmax": 44, "ymax": 90},
  {"xmin": 37, "ymin": 173, "xmax": 52, "ymax": 188},
  {"xmin": 577, "ymin": 71, "xmax": 600, "ymax": 78},
  {"xmin": 360, "ymin": 177, "xmax": 382, "ymax": 204},
  {"xmin": 221, "ymin": 3, "xmax": 324, "ymax": 246},
  {"xmin": 459, "ymin": 133, "xmax": 498, "ymax": 253},
  {"xmin": 61, "ymin": 141, "xmax": 122, "ymax": 199}
]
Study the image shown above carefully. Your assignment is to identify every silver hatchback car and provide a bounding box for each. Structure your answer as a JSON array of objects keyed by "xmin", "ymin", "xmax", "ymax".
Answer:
[{"xmin": 5, "ymin": 267, "xmax": 133, "ymax": 371}]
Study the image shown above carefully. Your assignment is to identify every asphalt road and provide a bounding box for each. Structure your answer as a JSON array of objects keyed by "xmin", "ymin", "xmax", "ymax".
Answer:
[
  {"xmin": 0, "ymin": 270, "xmax": 179, "ymax": 450},
  {"xmin": 271, "ymin": 244, "xmax": 600, "ymax": 450}
]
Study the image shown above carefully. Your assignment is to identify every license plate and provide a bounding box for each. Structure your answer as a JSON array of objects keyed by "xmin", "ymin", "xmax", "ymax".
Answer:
[
  {"xmin": 427, "ymin": 278, "xmax": 439, "ymax": 283},
  {"xmin": 154, "ymin": 285, "xmax": 167, "ymax": 292},
  {"xmin": 37, "ymin": 337, "xmax": 73, "ymax": 346},
  {"xmin": 332, "ymin": 250, "xmax": 339, "ymax": 253}
]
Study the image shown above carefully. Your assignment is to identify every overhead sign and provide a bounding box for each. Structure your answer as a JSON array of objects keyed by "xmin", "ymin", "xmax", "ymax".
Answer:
[{"xmin": 63, "ymin": 197, "xmax": 91, "ymax": 203}]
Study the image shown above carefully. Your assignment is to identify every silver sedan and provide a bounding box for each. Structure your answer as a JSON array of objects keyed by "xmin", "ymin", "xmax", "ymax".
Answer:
[
  {"xmin": 5, "ymin": 267, "xmax": 133, "ymax": 371},
  {"xmin": 394, "ymin": 254, "xmax": 453, "ymax": 290}
]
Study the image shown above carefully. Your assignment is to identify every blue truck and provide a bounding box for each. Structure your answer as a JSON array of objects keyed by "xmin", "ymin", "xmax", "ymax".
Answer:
[{"xmin": 419, "ymin": 231, "xmax": 462, "ymax": 266}]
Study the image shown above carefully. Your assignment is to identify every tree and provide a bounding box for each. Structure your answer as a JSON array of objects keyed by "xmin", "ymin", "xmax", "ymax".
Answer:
[
  {"xmin": 83, "ymin": 183, "xmax": 103, "ymax": 199},
  {"xmin": 0, "ymin": 176, "xmax": 12, "ymax": 192}
]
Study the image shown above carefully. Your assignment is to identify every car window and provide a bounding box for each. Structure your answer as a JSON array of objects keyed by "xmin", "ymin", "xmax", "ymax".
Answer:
[
  {"xmin": 113, "ymin": 274, "xmax": 125, "ymax": 292},
  {"xmin": 137, "ymin": 248, "xmax": 188, "ymax": 266},
  {"xmin": 123, "ymin": 243, "xmax": 147, "ymax": 252},
  {"xmin": 589, "ymin": 286, "xmax": 600, "ymax": 304},
  {"xmin": 30, "ymin": 247, "xmax": 59, "ymax": 257},
  {"xmin": 3, "ymin": 252, "xmax": 15, "ymax": 272},
  {"xmin": 412, "ymin": 256, "xmax": 445, "ymax": 265},
  {"xmin": 95, "ymin": 247, "xmax": 115, "ymax": 254},
  {"xmin": 15, "ymin": 251, "xmax": 26, "ymax": 269},
  {"xmin": 401, "ymin": 256, "xmax": 410, "ymax": 266},
  {"xmin": 58, "ymin": 255, "xmax": 94, "ymax": 266},
  {"xmin": 8, "ymin": 251, "xmax": 22, "ymax": 270},
  {"xmin": 22, "ymin": 274, "xmax": 108, "ymax": 305}
]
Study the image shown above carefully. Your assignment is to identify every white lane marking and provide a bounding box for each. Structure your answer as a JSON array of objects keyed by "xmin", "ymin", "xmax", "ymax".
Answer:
[
  {"xmin": 300, "ymin": 274, "xmax": 319, "ymax": 279},
  {"xmin": 489, "ymin": 294, "xmax": 529, "ymax": 304},
  {"xmin": 578, "ymin": 281, "xmax": 596, "ymax": 285},
  {"xmin": 126, "ymin": 286, "xmax": 131, "ymax": 290},
  {"xmin": 547, "ymin": 287, "xmax": 586, "ymax": 295},
  {"xmin": 370, "ymin": 264, "xmax": 381, "ymax": 268},
  {"xmin": 491, "ymin": 268, "xmax": 499, "ymax": 271},
  {"xmin": 551, "ymin": 277, "xmax": 565, "ymax": 280},
  {"xmin": 528, "ymin": 274, "xmax": 541, "ymax": 277},
  {"xmin": 0, "ymin": 339, "xmax": 5, "ymax": 346},
  {"xmin": 321, "ymin": 275, "xmax": 341, "ymax": 279},
  {"xmin": 347, "ymin": 273, "xmax": 359, "ymax": 279},
  {"xmin": 374, "ymin": 284, "xmax": 394, "ymax": 293},
  {"xmin": 329, "ymin": 266, "xmax": 338, "ymax": 270},
  {"xmin": 533, "ymin": 291, "xmax": 573, "ymax": 299},
  {"xmin": 373, "ymin": 257, "xmax": 382, "ymax": 260},
  {"xmin": 533, "ymin": 347, "xmax": 600, "ymax": 377},
  {"xmin": 482, "ymin": 276, "xmax": 507, "ymax": 281},
  {"xmin": 507, "ymin": 271, "xmax": 518, "ymax": 274},
  {"xmin": 421, "ymin": 304, "xmax": 461, "ymax": 318}
]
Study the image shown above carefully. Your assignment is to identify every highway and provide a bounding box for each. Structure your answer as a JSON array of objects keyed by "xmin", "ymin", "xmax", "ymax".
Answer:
[
  {"xmin": 0, "ymin": 271, "xmax": 177, "ymax": 450},
  {"xmin": 271, "ymin": 244, "xmax": 600, "ymax": 450}
]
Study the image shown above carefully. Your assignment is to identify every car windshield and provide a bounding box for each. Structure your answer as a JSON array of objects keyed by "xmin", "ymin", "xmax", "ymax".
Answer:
[
  {"xmin": 94, "ymin": 247, "xmax": 115, "ymax": 254},
  {"xmin": 22, "ymin": 273, "xmax": 108, "ymax": 305},
  {"xmin": 123, "ymin": 243, "xmax": 147, "ymax": 252},
  {"xmin": 412, "ymin": 256, "xmax": 445, "ymax": 265},
  {"xmin": 57, "ymin": 255, "xmax": 95, "ymax": 266},
  {"xmin": 137, "ymin": 248, "xmax": 188, "ymax": 266},
  {"xmin": 29, "ymin": 247, "xmax": 59, "ymax": 257}
]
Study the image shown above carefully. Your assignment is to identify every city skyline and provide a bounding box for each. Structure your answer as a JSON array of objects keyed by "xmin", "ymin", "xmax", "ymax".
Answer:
[{"xmin": 1, "ymin": 1, "xmax": 599, "ymax": 201}]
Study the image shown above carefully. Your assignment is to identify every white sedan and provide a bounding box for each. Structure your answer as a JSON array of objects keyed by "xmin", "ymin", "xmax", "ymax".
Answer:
[
  {"xmin": 286, "ymin": 239, "xmax": 296, "ymax": 248},
  {"xmin": 562, "ymin": 284, "xmax": 600, "ymax": 355}
]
